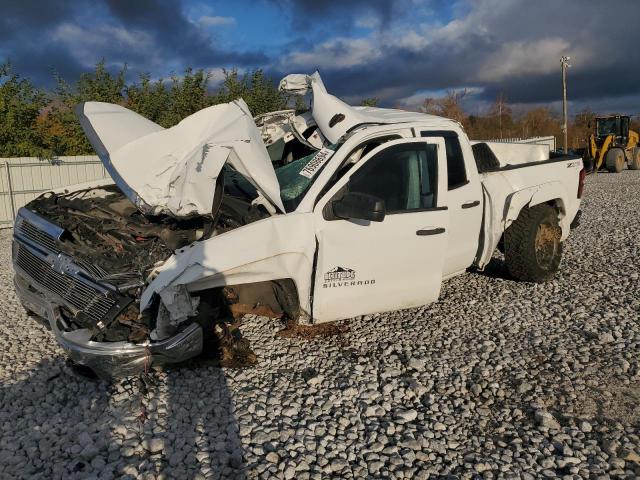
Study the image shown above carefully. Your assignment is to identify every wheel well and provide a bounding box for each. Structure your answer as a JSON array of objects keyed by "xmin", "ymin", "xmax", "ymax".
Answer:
[
  {"xmin": 498, "ymin": 200, "xmax": 563, "ymax": 253},
  {"xmin": 199, "ymin": 278, "xmax": 300, "ymax": 320},
  {"xmin": 545, "ymin": 199, "xmax": 564, "ymax": 215}
]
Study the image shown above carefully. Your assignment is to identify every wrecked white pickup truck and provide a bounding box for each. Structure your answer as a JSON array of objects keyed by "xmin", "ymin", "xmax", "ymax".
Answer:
[{"xmin": 12, "ymin": 72, "xmax": 585, "ymax": 378}]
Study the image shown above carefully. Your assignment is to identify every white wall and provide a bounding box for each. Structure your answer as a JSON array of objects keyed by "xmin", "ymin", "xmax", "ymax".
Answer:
[{"xmin": 0, "ymin": 156, "xmax": 107, "ymax": 226}]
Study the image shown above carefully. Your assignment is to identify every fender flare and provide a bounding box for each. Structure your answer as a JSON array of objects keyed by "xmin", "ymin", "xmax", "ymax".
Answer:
[{"xmin": 504, "ymin": 181, "xmax": 569, "ymax": 237}]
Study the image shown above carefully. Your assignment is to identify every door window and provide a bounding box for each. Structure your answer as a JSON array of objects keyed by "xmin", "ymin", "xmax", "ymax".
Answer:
[
  {"xmin": 348, "ymin": 143, "xmax": 438, "ymax": 213},
  {"xmin": 621, "ymin": 117, "xmax": 630, "ymax": 141},
  {"xmin": 421, "ymin": 132, "xmax": 467, "ymax": 190}
]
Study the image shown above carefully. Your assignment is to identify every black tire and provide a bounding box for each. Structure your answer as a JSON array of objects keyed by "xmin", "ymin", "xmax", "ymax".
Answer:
[
  {"xmin": 504, "ymin": 204, "xmax": 562, "ymax": 282},
  {"xmin": 605, "ymin": 148, "xmax": 625, "ymax": 173},
  {"xmin": 629, "ymin": 147, "xmax": 640, "ymax": 170}
]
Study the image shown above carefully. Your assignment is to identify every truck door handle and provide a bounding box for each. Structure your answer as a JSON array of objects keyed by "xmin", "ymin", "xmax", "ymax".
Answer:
[
  {"xmin": 461, "ymin": 200, "xmax": 480, "ymax": 209},
  {"xmin": 416, "ymin": 227, "xmax": 445, "ymax": 236}
]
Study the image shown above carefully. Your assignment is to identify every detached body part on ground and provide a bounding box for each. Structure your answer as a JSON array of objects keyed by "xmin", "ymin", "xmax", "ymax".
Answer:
[{"xmin": 11, "ymin": 72, "xmax": 585, "ymax": 377}]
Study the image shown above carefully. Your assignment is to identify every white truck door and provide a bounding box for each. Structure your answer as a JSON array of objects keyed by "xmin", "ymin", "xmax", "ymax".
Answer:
[
  {"xmin": 312, "ymin": 138, "xmax": 449, "ymax": 323},
  {"xmin": 420, "ymin": 131, "xmax": 483, "ymax": 277}
]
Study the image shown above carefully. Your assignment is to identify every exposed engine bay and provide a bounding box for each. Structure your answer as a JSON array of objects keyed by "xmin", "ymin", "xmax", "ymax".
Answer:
[
  {"xmin": 21, "ymin": 182, "xmax": 271, "ymax": 347},
  {"xmin": 30, "ymin": 185, "xmax": 210, "ymax": 280}
]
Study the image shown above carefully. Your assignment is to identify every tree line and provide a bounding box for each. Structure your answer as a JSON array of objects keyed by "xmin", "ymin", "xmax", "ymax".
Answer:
[
  {"xmin": 0, "ymin": 61, "xmax": 297, "ymax": 158},
  {"xmin": 1, "ymin": 60, "xmax": 636, "ymax": 158},
  {"xmin": 419, "ymin": 89, "xmax": 638, "ymax": 151}
]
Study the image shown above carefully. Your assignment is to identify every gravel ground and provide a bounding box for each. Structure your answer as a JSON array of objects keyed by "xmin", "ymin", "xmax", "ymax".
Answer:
[{"xmin": 0, "ymin": 171, "xmax": 639, "ymax": 480}]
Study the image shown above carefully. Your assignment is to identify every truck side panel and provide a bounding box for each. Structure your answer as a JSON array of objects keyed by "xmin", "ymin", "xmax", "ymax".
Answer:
[{"xmin": 475, "ymin": 157, "xmax": 582, "ymax": 269}]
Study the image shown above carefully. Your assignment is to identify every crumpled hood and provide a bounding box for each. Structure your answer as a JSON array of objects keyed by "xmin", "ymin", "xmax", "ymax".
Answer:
[{"xmin": 75, "ymin": 99, "xmax": 285, "ymax": 218}]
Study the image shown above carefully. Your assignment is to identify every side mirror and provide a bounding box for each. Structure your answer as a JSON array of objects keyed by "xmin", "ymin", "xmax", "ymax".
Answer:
[{"xmin": 332, "ymin": 192, "xmax": 386, "ymax": 222}]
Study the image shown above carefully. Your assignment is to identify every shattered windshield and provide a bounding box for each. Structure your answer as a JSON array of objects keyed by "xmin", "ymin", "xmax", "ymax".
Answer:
[
  {"xmin": 277, "ymin": 144, "xmax": 337, "ymax": 210},
  {"xmin": 224, "ymin": 144, "xmax": 339, "ymax": 213}
]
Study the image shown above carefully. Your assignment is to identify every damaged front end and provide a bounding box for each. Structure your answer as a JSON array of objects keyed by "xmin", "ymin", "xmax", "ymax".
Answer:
[
  {"xmin": 12, "ymin": 184, "xmax": 268, "ymax": 378},
  {"xmin": 12, "ymin": 86, "xmax": 342, "ymax": 378}
]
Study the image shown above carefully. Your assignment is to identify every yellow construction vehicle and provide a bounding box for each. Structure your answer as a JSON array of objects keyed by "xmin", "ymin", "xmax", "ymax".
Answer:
[{"xmin": 586, "ymin": 115, "xmax": 640, "ymax": 172}]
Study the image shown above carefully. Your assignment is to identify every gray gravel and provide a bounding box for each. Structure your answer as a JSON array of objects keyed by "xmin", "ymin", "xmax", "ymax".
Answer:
[{"xmin": 1, "ymin": 171, "xmax": 639, "ymax": 479}]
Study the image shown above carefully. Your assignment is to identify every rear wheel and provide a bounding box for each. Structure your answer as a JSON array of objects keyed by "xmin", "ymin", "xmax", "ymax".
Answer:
[
  {"xmin": 629, "ymin": 147, "xmax": 640, "ymax": 170},
  {"xmin": 504, "ymin": 204, "xmax": 562, "ymax": 282},
  {"xmin": 605, "ymin": 148, "xmax": 625, "ymax": 173}
]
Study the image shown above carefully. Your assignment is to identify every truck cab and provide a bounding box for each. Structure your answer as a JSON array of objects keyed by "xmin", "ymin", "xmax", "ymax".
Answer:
[{"xmin": 300, "ymin": 121, "xmax": 482, "ymax": 321}]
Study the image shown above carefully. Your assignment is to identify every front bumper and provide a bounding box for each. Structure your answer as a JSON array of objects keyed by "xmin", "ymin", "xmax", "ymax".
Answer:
[
  {"xmin": 14, "ymin": 274, "xmax": 203, "ymax": 378},
  {"xmin": 11, "ymin": 206, "xmax": 204, "ymax": 378}
]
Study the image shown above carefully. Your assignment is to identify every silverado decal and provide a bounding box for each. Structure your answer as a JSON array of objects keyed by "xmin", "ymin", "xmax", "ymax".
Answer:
[{"xmin": 323, "ymin": 266, "xmax": 375, "ymax": 288}]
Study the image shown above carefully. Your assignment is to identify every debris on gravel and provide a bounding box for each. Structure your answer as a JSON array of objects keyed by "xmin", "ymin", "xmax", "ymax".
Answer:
[{"xmin": 0, "ymin": 171, "xmax": 639, "ymax": 479}]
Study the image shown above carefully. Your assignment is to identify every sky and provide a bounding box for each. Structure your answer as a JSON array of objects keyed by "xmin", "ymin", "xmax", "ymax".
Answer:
[{"xmin": 2, "ymin": 0, "xmax": 639, "ymax": 116}]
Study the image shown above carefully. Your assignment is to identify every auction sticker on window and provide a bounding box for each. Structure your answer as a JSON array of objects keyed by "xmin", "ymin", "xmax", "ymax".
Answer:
[{"xmin": 299, "ymin": 148, "xmax": 334, "ymax": 179}]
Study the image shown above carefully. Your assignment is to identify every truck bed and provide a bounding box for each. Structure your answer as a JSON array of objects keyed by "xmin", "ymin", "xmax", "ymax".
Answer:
[{"xmin": 472, "ymin": 142, "xmax": 583, "ymax": 269}]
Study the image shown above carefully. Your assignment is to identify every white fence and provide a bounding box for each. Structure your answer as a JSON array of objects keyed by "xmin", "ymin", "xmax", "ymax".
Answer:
[
  {"xmin": 0, "ymin": 156, "xmax": 107, "ymax": 227},
  {"xmin": 484, "ymin": 136, "xmax": 557, "ymax": 151}
]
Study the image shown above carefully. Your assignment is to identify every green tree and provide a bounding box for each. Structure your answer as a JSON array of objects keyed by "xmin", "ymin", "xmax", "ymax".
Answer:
[
  {"xmin": 161, "ymin": 68, "xmax": 211, "ymax": 126},
  {"xmin": 40, "ymin": 60, "xmax": 127, "ymax": 155},
  {"xmin": 125, "ymin": 73, "xmax": 170, "ymax": 126},
  {"xmin": 0, "ymin": 62, "xmax": 48, "ymax": 157},
  {"xmin": 359, "ymin": 98, "xmax": 379, "ymax": 107},
  {"xmin": 213, "ymin": 69, "xmax": 287, "ymax": 116}
]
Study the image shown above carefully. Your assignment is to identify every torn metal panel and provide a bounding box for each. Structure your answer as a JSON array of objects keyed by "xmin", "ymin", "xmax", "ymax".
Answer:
[
  {"xmin": 280, "ymin": 71, "xmax": 441, "ymax": 144},
  {"xmin": 278, "ymin": 73, "xmax": 313, "ymax": 95},
  {"xmin": 152, "ymin": 285, "xmax": 200, "ymax": 341},
  {"xmin": 280, "ymin": 72, "xmax": 368, "ymax": 144},
  {"xmin": 76, "ymin": 99, "xmax": 285, "ymax": 218},
  {"xmin": 159, "ymin": 284, "xmax": 200, "ymax": 322},
  {"xmin": 141, "ymin": 213, "xmax": 317, "ymax": 316},
  {"xmin": 254, "ymin": 109, "xmax": 326, "ymax": 163}
]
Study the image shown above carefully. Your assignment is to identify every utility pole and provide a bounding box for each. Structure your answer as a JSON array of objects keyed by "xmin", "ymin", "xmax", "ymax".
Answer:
[
  {"xmin": 499, "ymin": 101, "xmax": 502, "ymax": 139},
  {"xmin": 561, "ymin": 56, "xmax": 571, "ymax": 153}
]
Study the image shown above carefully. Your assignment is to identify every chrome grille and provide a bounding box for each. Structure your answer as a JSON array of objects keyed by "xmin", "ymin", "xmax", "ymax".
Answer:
[
  {"xmin": 17, "ymin": 218, "xmax": 60, "ymax": 253},
  {"xmin": 74, "ymin": 258, "xmax": 109, "ymax": 279},
  {"xmin": 14, "ymin": 243, "xmax": 116, "ymax": 323}
]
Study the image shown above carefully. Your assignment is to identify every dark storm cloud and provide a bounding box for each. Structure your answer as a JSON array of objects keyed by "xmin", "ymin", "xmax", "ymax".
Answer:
[
  {"xmin": 265, "ymin": 0, "xmax": 396, "ymax": 29},
  {"xmin": 271, "ymin": 0, "xmax": 640, "ymax": 112},
  {"xmin": 0, "ymin": 0, "xmax": 77, "ymax": 40},
  {"xmin": 0, "ymin": 0, "xmax": 91, "ymax": 84},
  {"xmin": 2, "ymin": 0, "xmax": 639, "ymax": 113},
  {"xmin": 103, "ymin": 0, "xmax": 266, "ymax": 66},
  {"xmin": 0, "ymin": 0, "xmax": 267, "ymax": 87}
]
